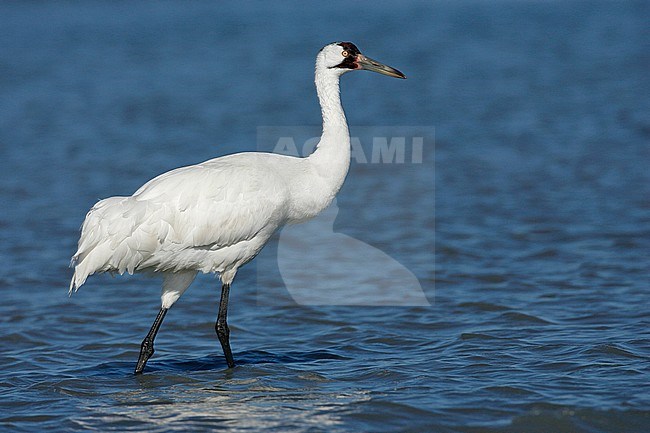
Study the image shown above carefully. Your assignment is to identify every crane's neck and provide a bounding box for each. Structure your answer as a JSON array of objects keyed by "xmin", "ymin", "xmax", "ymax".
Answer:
[
  {"xmin": 307, "ymin": 68, "xmax": 351, "ymax": 200},
  {"xmin": 315, "ymin": 69, "xmax": 349, "ymax": 140},
  {"xmin": 284, "ymin": 67, "xmax": 351, "ymax": 223}
]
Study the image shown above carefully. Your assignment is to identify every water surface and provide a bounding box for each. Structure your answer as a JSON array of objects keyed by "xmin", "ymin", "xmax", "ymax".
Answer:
[{"xmin": 1, "ymin": 1, "xmax": 649, "ymax": 432}]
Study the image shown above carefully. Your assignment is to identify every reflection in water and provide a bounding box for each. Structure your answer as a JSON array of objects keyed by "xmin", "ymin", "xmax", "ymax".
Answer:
[
  {"xmin": 278, "ymin": 199, "xmax": 430, "ymax": 306},
  {"xmin": 76, "ymin": 374, "xmax": 370, "ymax": 432}
]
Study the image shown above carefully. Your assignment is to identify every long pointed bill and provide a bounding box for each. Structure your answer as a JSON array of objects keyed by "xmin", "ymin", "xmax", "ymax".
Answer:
[{"xmin": 357, "ymin": 55, "xmax": 406, "ymax": 79}]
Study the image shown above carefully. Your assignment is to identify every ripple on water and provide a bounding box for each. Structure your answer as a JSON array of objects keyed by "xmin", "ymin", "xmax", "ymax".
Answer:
[
  {"xmin": 499, "ymin": 312, "xmax": 553, "ymax": 325},
  {"xmin": 481, "ymin": 385, "xmax": 540, "ymax": 397},
  {"xmin": 459, "ymin": 332, "xmax": 506, "ymax": 341},
  {"xmin": 458, "ymin": 302, "xmax": 512, "ymax": 312},
  {"xmin": 585, "ymin": 343, "xmax": 647, "ymax": 360}
]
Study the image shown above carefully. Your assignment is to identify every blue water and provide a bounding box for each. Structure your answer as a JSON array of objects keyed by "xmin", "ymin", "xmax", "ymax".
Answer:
[{"xmin": 1, "ymin": 1, "xmax": 649, "ymax": 432}]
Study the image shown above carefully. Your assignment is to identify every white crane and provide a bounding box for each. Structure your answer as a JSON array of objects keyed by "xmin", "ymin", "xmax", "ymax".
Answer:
[{"xmin": 69, "ymin": 42, "xmax": 405, "ymax": 374}]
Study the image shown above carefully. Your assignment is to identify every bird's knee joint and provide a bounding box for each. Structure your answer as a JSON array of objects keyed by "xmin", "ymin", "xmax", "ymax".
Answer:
[
  {"xmin": 215, "ymin": 321, "xmax": 230, "ymax": 338},
  {"xmin": 140, "ymin": 338, "xmax": 155, "ymax": 356}
]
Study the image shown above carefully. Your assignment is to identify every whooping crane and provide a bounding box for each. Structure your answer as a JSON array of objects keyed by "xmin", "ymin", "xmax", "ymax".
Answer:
[{"xmin": 69, "ymin": 42, "xmax": 406, "ymax": 374}]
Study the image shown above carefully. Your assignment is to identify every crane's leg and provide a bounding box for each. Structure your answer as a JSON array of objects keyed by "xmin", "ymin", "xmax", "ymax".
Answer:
[
  {"xmin": 215, "ymin": 283, "xmax": 235, "ymax": 368},
  {"xmin": 135, "ymin": 307, "xmax": 168, "ymax": 374}
]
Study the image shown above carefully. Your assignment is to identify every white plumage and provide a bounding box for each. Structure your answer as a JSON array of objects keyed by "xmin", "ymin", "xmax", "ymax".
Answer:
[
  {"xmin": 69, "ymin": 42, "xmax": 405, "ymax": 373},
  {"xmin": 71, "ymin": 153, "xmax": 303, "ymax": 306}
]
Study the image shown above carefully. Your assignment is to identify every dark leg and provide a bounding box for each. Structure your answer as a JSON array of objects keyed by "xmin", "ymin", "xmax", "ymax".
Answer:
[
  {"xmin": 135, "ymin": 307, "xmax": 168, "ymax": 374},
  {"xmin": 215, "ymin": 283, "xmax": 235, "ymax": 368}
]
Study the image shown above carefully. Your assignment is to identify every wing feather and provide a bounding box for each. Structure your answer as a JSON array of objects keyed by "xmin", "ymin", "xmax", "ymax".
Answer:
[{"xmin": 70, "ymin": 154, "xmax": 289, "ymax": 292}]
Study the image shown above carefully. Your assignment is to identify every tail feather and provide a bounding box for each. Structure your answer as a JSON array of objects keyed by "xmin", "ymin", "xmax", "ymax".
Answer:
[
  {"xmin": 69, "ymin": 196, "xmax": 152, "ymax": 294},
  {"xmin": 69, "ymin": 253, "xmax": 93, "ymax": 295}
]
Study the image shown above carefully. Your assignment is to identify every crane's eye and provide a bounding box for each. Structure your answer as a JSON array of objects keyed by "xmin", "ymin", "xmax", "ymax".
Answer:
[{"xmin": 341, "ymin": 50, "xmax": 349, "ymax": 57}]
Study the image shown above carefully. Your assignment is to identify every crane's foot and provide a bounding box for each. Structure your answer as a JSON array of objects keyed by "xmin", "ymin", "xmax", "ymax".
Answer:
[
  {"xmin": 135, "ymin": 338, "xmax": 154, "ymax": 374},
  {"xmin": 134, "ymin": 307, "xmax": 168, "ymax": 374}
]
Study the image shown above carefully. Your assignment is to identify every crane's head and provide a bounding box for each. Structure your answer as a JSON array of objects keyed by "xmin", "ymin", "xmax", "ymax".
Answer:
[{"xmin": 317, "ymin": 42, "xmax": 406, "ymax": 79}]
